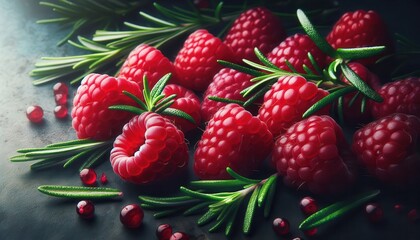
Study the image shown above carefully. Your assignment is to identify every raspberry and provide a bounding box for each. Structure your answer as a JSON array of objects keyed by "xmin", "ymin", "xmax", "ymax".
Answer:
[
  {"xmin": 201, "ymin": 68, "xmax": 254, "ymax": 122},
  {"xmin": 223, "ymin": 7, "xmax": 286, "ymax": 62},
  {"xmin": 118, "ymin": 44, "xmax": 177, "ymax": 90},
  {"xmin": 258, "ymin": 75, "xmax": 330, "ymax": 137},
  {"xmin": 272, "ymin": 115, "xmax": 356, "ymax": 194},
  {"xmin": 267, "ymin": 33, "xmax": 327, "ymax": 74},
  {"xmin": 71, "ymin": 73, "xmax": 142, "ymax": 140},
  {"xmin": 352, "ymin": 113, "xmax": 420, "ymax": 186},
  {"xmin": 326, "ymin": 10, "xmax": 393, "ymax": 65},
  {"xmin": 370, "ymin": 77, "xmax": 420, "ymax": 119},
  {"xmin": 174, "ymin": 29, "xmax": 235, "ymax": 92},
  {"xmin": 194, "ymin": 103, "xmax": 273, "ymax": 179},
  {"xmin": 110, "ymin": 112, "xmax": 189, "ymax": 184},
  {"xmin": 162, "ymin": 84, "xmax": 201, "ymax": 133}
]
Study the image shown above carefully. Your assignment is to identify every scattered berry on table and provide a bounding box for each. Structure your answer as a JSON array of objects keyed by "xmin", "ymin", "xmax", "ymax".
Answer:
[
  {"xmin": 304, "ymin": 228, "xmax": 318, "ymax": 237},
  {"xmin": 365, "ymin": 203, "xmax": 384, "ymax": 223},
  {"xmin": 169, "ymin": 232, "xmax": 189, "ymax": 240},
  {"xmin": 156, "ymin": 224, "xmax": 173, "ymax": 240},
  {"xmin": 272, "ymin": 217, "xmax": 290, "ymax": 236},
  {"xmin": 26, "ymin": 105, "xmax": 44, "ymax": 123},
  {"xmin": 76, "ymin": 200, "xmax": 94, "ymax": 219},
  {"xmin": 79, "ymin": 168, "xmax": 97, "ymax": 186},
  {"xmin": 100, "ymin": 172, "xmax": 108, "ymax": 185},
  {"xmin": 54, "ymin": 93, "xmax": 68, "ymax": 106},
  {"xmin": 53, "ymin": 82, "xmax": 69, "ymax": 95},
  {"xmin": 394, "ymin": 204, "xmax": 403, "ymax": 213},
  {"xmin": 120, "ymin": 204, "xmax": 144, "ymax": 228},
  {"xmin": 299, "ymin": 196, "xmax": 318, "ymax": 215},
  {"xmin": 408, "ymin": 209, "xmax": 418, "ymax": 222},
  {"xmin": 53, "ymin": 105, "xmax": 68, "ymax": 119}
]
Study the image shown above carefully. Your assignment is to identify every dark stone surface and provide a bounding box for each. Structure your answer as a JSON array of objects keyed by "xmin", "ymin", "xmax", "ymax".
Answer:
[{"xmin": 1, "ymin": 1, "xmax": 420, "ymax": 240}]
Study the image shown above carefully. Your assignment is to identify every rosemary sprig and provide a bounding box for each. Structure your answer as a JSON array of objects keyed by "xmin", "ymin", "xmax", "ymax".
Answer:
[
  {"xmin": 38, "ymin": 185, "xmax": 123, "ymax": 199},
  {"xmin": 138, "ymin": 167, "xmax": 278, "ymax": 236}
]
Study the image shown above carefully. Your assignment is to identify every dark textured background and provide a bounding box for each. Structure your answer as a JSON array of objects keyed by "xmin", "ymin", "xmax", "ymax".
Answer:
[{"xmin": 1, "ymin": 1, "xmax": 420, "ymax": 239}]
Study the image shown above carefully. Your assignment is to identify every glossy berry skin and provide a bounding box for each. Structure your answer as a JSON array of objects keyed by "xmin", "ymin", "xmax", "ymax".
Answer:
[
  {"xmin": 194, "ymin": 104, "xmax": 273, "ymax": 179},
  {"xmin": 120, "ymin": 204, "xmax": 144, "ymax": 228},
  {"xmin": 326, "ymin": 10, "xmax": 393, "ymax": 65},
  {"xmin": 258, "ymin": 75, "xmax": 330, "ymax": 137},
  {"xmin": 272, "ymin": 115, "xmax": 356, "ymax": 195},
  {"xmin": 80, "ymin": 168, "xmax": 97, "ymax": 186},
  {"xmin": 110, "ymin": 112, "xmax": 189, "ymax": 184},
  {"xmin": 162, "ymin": 84, "xmax": 201, "ymax": 133},
  {"xmin": 118, "ymin": 44, "xmax": 178, "ymax": 91},
  {"xmin": 169, "ymin": 232, "xmax": 189, "ymax": 240},
  {"xmin": 26, "ymin": 105, "xmax": 44, "ymax": 123},
  {"xmin": 365, "ymin": 203, "xmax": 384, "ymax": 223},
  {"xmin": 100, "ymin": 172, "xmax": 108, "ymax": 184},
  {"xmin": 352, "ymin": 113, "xmax": 420, "ymax": 186},
  {"xmin": 201, "ymin": 68, "xmax": 254, "ymax": 122},
  {"xmin": 371, "ymin": 77, "xmax": 420, "ymax": 119},
  {"xmin": 267, "ymin": 34, "xmax": 326, "ymax": 74},
  {"xmin": 272, "ymin": 218, "xmax": 290, "ymax": 236},
  {"xmin": 76, "ymin": 200, "xmax": 95, "ymax": 219},
  {"xmin": 53, "ymin": 82, "xmax": 69, "ymax": 95},
  {"xmin": 156, "ymin": 224, "xmax": 173, "ymax": 240},
  {"xmin": 54, "ymin": 105, "xmax": 68, "ymax": 119},
  {"xmin": 174, "ymin": 29, "xmax": 235, "ymax": 92},
  {"xmin": 54, "ymin": 93, "xmax": 68, "ymax": 105},
  {"xmin": 408, "ymin": 209, "xmax": 419, "ymax": 222},
  {"xmin": 72, "ymin": 74, "xmax": 142, "ymax": 141},
  {"xmin": 300, "ymin": 196, "xmax": 318, "ymax": 215},
  {"xmin": 223, "ymin": 7, "xmax": 285, "ymax": 62}
]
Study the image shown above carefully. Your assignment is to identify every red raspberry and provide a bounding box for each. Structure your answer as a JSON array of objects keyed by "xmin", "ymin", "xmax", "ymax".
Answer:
[
  {"xmin": 339, "ymin": 62, "xmax": 381, "ymax": 124},
  {"xmin": 110, "ymin": 112, "xmax": 189, "ymax": 184},
  {"xmin": 118, "ymin": 44, "xmax": 177, "ymax": 91},
  {"xmin": 326, "ymin": 10, "xmax": 393, "ymax": 65},
  {"xmin": 71, "ymin": 74, "xmax": 142, "ymax": 140},
  {"xmin": 267, "ymin": 33, "xmax": 327, "ymax": 74},
  {"xmin": 258, "ymin": 75, "xmax": 330, "ymax": 137},
  {"xmin": 272, "ymin": 115, "xmax": 356, "ymax": 194},
  {"xmin": 370, "ymin": 77, "xmax": 420, "ymax": 119},
  {"xmin": 162, "ymin": 84, "xmax": 201, "ymax": 133},
  {"xmin": 194, "ymin": 104, "xmax": 273, "ymax": 179},
  {"xmin": 201, "ymin": 68, "xmax": 254, "ymax": 122},
  {"xmin": 352, "ymin": 113, "xmax": 420, "ymax": 186},
  {"xmin": 223, "ymin": 7, "xmax": 286, "ymax": 62},
  {"xmin": 174, "ymin": 29, "xmax": 235, "ymax": 92}
]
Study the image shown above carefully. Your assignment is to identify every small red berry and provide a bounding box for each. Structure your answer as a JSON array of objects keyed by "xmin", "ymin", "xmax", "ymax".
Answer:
[
  {"xmin": 300, "ymin": 197, "xmax": 318, "ymax": 216},
  {"xmin": 54, "ymin": 105, "xmax": 68, "ymax": 119},
  {"xmin": 80, "ymin": 168, "xmax": 97, "ymax": 186},
  {"xmin": 156, "ymin": 224, "xmax": 173, "ymax": 240},
  {"xmin": 394, "ymin": 204, "xmax": 404, "ymax": 213},
  {"xmin": 100, "ymin": 173, "xmax": 108, "ymax": 184},
  {"xmin": 169, "ymin": 232, "xmax": 189, "ymax": 240},
  {"xmin": 304, "ymin": 228, "xmax": 318, "ymax": 236},
  {"xmin": 272, "ymin": 217, "xmax": 290, "ymax": 236},
  {"xmin": 26, "ymin": 105, "xmax": 44, "ymax": 123},
  {"xmin": 53, "ymin": 82, "xmax": 69, "ymax": 95},
  {"xmin": 76, "ymin": 200, "xmax": 95, "ymax": 219},
  {"xmin": 292, "ymin": 238, "xmax": 304, "ymax": 240},
  {"xmin": 365, "ymin": 203, "xmax": 384, "ymax": 223},
  {"xmin": 54, "ymin": 93, "xmax": 68, "ymax": 105},
  {"xmin": 120, "ymin": 204, "xmax": 144, "ymax": 228},
  {"xmin": 408, "ymin": 209, "xmax": 418, "ymax": 222}
]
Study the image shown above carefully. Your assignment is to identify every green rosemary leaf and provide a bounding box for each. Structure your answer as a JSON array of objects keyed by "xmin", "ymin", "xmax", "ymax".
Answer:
[
  {"xmin": 361, "ymin": 96, "xmax": 367, "ymax": 114},
  {"xmin": 257, "ymin": 174, "xmax": 277, "ymax": 207},
  {"xmin": 122, "ymin": 91, "xmax": 147, "ymax": 111},
  {"xmin": 340, "ymin": 63, "xmax": 383, "ymax": 102},
  {"xmin": 299, "ymin": 189, "xmax": 380, "ymax": 230},
  {"xmin": 243, "ymin": 185, "xmax": 260, "ymax": 234},
  {"xmin": 243, "ymin": 85, "xmax": 270, "ymax": 107},
  {"xmin": 217, "ymin": 60, "xmax": 265, "ymax": 77},
  {"xmin": 24, "ymin": 141, "xmax": 106, "ymax": 158},
  {"xmin": 108, "ymin": 105, "xmax": 145, "ymax": 114},
  {"xmin": 243, "ymin": 59, "xmax": 278, "ymax": 73},
  {"xmin": 161, "ymin": 108, "xmax": 196, "ymax": 124},
  {"xmin": 180, "ymin": 187, "xmax": 224, "ymax": 201},
  {"xmin": 138, "ymin": 196, "xmax": 199, "ymax": 208},
  {"xmin": 308, "ymin": 52, "xmax": 323, "ymax": 75},
  {"xmin": 153, "ymin": 3, "xmax": 197, "ymax": 23},
  {"xmin": 263, "ymin": 180, "xmax": 276, "ymax": 218},
  {"xmin": 78, "ymin": 147, "xmax": 109, "ymax": 171},
  {"xmin": 297, "ymin": 9, "xmax": 337, "ymax": 58},
  {"xmin": 207, "ymin": 96, "xmax": 245, "ymax": 105},
  {"xmin": 31, "ymin": 158, "xmax": 66, "ymax": 170},
  {"xmin": 9, "ymin": 154, "xmax": 33, "ymax": 162},
  {"xmin": 214, "ymin": 2, "xmax": 224, "ymax": 21},
  {"xmin": 327, "ymin": 59, "xmax": 342, "ymax": 80},
  {"xmin": 198, "ymin": 209, "xmax": 219, "ymax": 226},
  {"xmin": 254, "ymin": 48, "xmax": 280, "ymax": 70},
  {"xmin": 38, "ymin": 185, "xmax": 123, "ymax": 199},
  {"xmin": 46, "ymin": 139, "xmax": 96, "ymax": 148},
  {"xmin": 36, "ymin": 17, "xmax": 69, "ymax": 24},
  {"xmin": 189, "ymin": 179, "xmax": 246, "ymax": 191},
  {"xmin": 303, "ymin": 64, "xmax": 314, "ymax": 75},
  {"xmin": 150, "ymin": 73, "xmax": 171, "ymax": 99},
  {"xmin": 153, "ymin": 208, "xmax": 182, "ymax": 218},
  {"xmin": 225, "ymin": 198, "xmax": 243, "ymax": 236},
  {"xmin": 302, "ymin": 86, "xmax": 356, "ymax": 118},
  {"xmin": 226, "ymin": 167, "xmax": 260, "ymax": 184},
  {"xmin": 154, "ymin": 94, "xmax": 176, "ymax": 111},
  {"xmin": 337, "ymin": 96, "xmax": 344, "ymax": 125},
  {"xmin": 63, "ymin": 149, "xmax": 90, "ymax": 168},
  {"xmin": 348, "ymin": 91, "xmax": 361, "ymax": 108},
  {"xmin": 336, "ymin": 46, "xmax": 385, "ymax": 60}
]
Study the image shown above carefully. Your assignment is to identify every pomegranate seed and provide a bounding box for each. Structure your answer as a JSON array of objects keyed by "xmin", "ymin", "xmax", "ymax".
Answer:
[
  {"xmin": 408, "ymin": 209, "xmax": 418, "ymax": 222},
  {"xmin": 26, "ymin": 105, "xmax": 44, "ymax": 123},
  {"xmin": 365, "ymin": 203, "xmax": 384, "ymax": 222},
  {"xmin": 54, "ymin": 105, "xmax": 68, "ymax": 119},
  {"xmin": 304, "ymin": 228, "xmax": 317, "ymax": 236},
  {"xmin": 272, "ymin": 217, "xmax": 290, "ymax": 236},
  {"xmin": 120, "ymin": 204, "xmax": 144, "ymax": 228},
  {"xmin": 54, "ymin": 93, "xmax": 68, "ymax": 105},
  {"xmin": 169, "ymin": 232, "xmax": 189, "ymax": 240},
  {"xmin": 76, "ymin": 200, "xmax": 95, "ymax": 219},
  {"xmin": 100, "ymin": 172, "xmax": 108, "ymax": 184},
  {"xmin": 156, "ymin": 223, "xmax": 173, "ymax": 240},
  {"xmin": 394, "ymin": 204, "xmax": 404, "ymax": 213},
  {"xmin": 53, "ymin": 82, "xmax": 69, "ymax": 95},
  {"xmin": 80, "ymin": 168, "xmax": 97, "ymax": 186},
  {"xmin": 300, "ymin": 196, "xmax": 318, "ymax": 215}
]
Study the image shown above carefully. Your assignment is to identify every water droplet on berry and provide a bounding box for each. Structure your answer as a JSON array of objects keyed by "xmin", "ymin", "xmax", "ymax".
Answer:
[
  {"xmin": 54, "ymin": 105, "xmax": 68, "ymax": 119},
  {"xmin": 169, "ymin": 232, "xmax": 189, "ymax": 240},
  {"xmin": 54, "ymin": 93, "xmax": 68, "ymax": 105},
  {"xmin": 80, "ymin": 168, "xmax": 97, "ymax": 186},
  {"xmin": 76, "ymin": 200, "xmax": 94, "ymax": 219},
  {"xmin": 53, "ymin": 82, "xmax": 69, "ymax": 95},
  {"xmin": 304, "ymin": 228, "xmax": 317, "ymax": 236},
  {"xmin": 300, "ymin": 196, "xmax": 318, "ymax": 215},
  {"xmin": 408, "ymin": 209, "xmax": 418, "ymax": 222},
  {"xmin": 365, "ymin": 203, "xmax": 384, "ymax": 223},
  {"xmin": 100, "ymin": 172, "xmax": 108, "ymax": 184},
  {"xmin": 26, "ymin": 105, "xmax": 44, "ymax": 123},
  {"xmin": 120, "ymin": 204, "xmax": 144, "ymax": 228},
  {"xmin": 272, "ymin": 217, "xmax": 290, "ymax": 236},
  {"xmin": 156, "ymin": 223, "xmax": 173, "ymax": 240}
]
